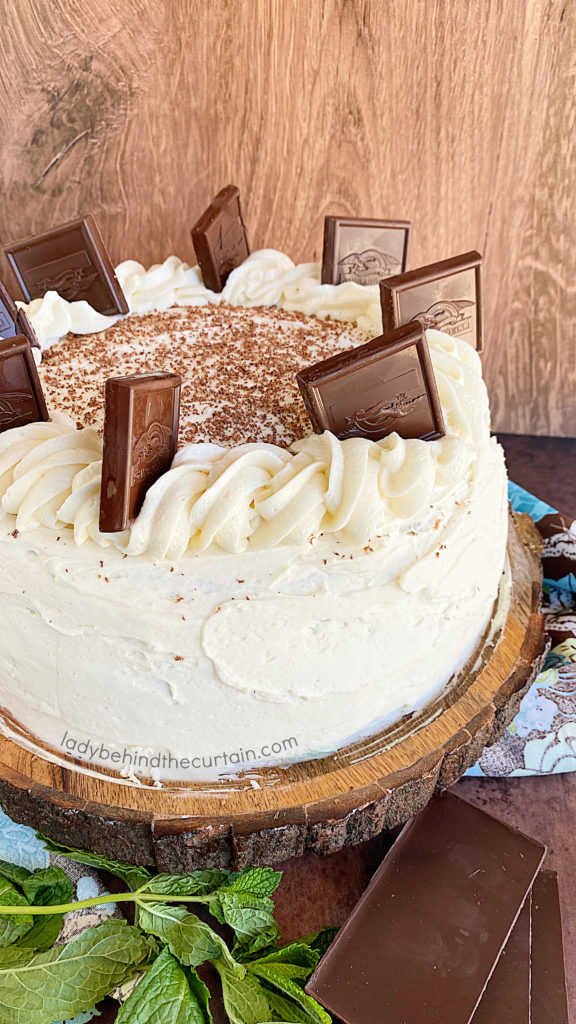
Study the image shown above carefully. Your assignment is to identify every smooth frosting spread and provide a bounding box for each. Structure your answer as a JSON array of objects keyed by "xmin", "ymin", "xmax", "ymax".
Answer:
[{"xmin": 0, "ymin": 249, "xmax": 510, "ymax": 778}]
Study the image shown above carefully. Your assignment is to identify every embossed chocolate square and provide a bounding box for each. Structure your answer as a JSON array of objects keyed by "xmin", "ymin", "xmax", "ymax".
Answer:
[
  {"xmin": 0, "ymin": 335, "xmax": 49, "ymax": 433},
  {"xmin": 99, "ymin": 372, "xmax": 181, "ymax": 533},
  {"xmin": 322, "ymin": 216, "xmax": 411, "ymax": 286},
  {"xmin": 380, "ymin": 251, "xmax": 483, "ymax": 351},
  {"xmin": 4, "ymin": 215, "xmax": 129, "ymax": 317},
  {"xmin": 191, "ymin": 184, "xmax": 250, "ymax": 292},
  {"xmin": 296, "ymin": 322, "xmax": 445, "ymax": 442},
  {"xmin": 0, "ymin": 280, "xmax": 18, "ymax": 339}
]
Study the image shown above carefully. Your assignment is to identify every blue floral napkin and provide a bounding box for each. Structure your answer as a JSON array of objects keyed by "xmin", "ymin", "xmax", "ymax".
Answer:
[{"xmin": 467, "ymin": 482, "xmax": 576, "ymax": 776}]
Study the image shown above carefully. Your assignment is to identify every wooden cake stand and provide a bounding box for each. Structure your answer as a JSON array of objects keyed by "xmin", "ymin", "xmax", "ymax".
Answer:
[{"xmin": 0, "ymin": 512, "xmax": 547, "ymax": 872}]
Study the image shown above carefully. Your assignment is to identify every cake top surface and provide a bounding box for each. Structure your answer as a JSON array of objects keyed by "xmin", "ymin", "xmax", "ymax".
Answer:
[
  {"xmin": 0, "ymin": 249, "xmax": 493, "ymax": 561},
  {"xmin": 39, "ymin": 303, "xmax": 370, "ymax": 448}
]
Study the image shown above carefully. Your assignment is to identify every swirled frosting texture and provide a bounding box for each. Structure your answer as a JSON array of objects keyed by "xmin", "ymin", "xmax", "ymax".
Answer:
[
  {"xmin": 0, "ymin": 251, "xmax": 509, "ymax": 777},
  {"xmin": 1, "ymin": 329, "xmax": 487, "ymax": 558},
  {"xmin": 21, "ymin": 250, "xmax": 382, "ymax": 349}
]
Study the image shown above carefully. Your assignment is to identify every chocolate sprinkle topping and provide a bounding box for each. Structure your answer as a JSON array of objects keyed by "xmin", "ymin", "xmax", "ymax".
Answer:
[{"xmin": 39, "ymin": 304, "xmax": 370, "ymax": 448}]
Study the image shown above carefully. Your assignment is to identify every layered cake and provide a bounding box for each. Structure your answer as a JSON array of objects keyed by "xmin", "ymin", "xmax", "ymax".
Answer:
[{"xmin": 0, "ymin": 248, "xmax": 509, "ymax": 779}]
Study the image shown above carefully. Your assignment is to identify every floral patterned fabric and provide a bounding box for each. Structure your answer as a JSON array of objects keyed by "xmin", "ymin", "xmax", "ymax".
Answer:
[{"xmin": 467, "ymin": 482, "xmax": 576, "ymax": 776}]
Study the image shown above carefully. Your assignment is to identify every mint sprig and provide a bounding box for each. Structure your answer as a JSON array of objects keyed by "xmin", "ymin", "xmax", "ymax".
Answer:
[
  {"xmin": 138, "ymin": 902, "xmax": 243, "ymax": 975},
  {"xmin": 0, "ymin": 837, "xmax": 336, "ymax": 1024},
  {"xmin": 38, "ymin": 833, "xmax": 152, "ymax": 890},
  {"xmin": 0, "ymin": 877, "xmax": 33, "ymax": 948},
  {"xmin": 0, "ymin": 919, "xmax": 149, "ymax": 1024},
  {"xmin": 116, "ymin": 947, "xmax": 211, "ymax": 1024}
]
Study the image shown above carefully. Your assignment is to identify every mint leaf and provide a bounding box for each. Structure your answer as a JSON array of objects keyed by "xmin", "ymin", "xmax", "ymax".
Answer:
[
  {"xmin": 14, "ymin": 910, "xmax": 63, "ymax": 953},
  {"xmin": 264, "ymin": 989, "xmax": 320, "ymax": 1024},
  {"xmin": 247, "ymin": 943, "xmax": 319, "ymax": 973},
  {"xmin": 117, "ymin": 947, "xmax": 210, "ymax": 1023},
  {"xmin": 212, "ymin": 889, "xmax": 279, "ymax": 948},
  {"xmin": 184, "ymin": 965, "xmax": 213, "ymax": 1024},
  {"xmin": 138, "ymin": 903, "xmax": 242, "ymax": 976},
  {"xmin": 254, "ymin": 968, "xmax": 331, "ymax": 1024},
  {"xmin": 0, "ymin": 877, "xmax": 33, "ymax": 948},
  {"xmin": 226, "ymin": 868, "xmax": 282, "ymax": 900},
  {"xmin": 37, "ymin": 833, "xmax": 152, "ymax": 890},
  {"xmin": 13, "ymin": 866, "xmax": 75, "ymax": 952},
  {"xmin": 0, "ymin": 919, "xmax": 149, "ymax": 1024},
  {"xmin": 21, "ymin": 864, "xmax": 74, "ymax": 906},
  {"xmin": 139, "ymin": 871, "xmax": 230, "ymax": 898},
  {"xmin": 298, "ymin": 927, "xmax": 338, "ymax": 958},
  {"xmin": 215, "ymin": 961, "xmax": 273, "ymax": 1024},
  {"xmin": 0, "ymin": 860, "xmax": 33, "ymax": 888}
]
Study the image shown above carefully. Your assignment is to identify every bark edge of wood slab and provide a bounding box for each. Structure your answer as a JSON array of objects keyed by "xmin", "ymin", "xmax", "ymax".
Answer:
[{"xmin": 0, "ymin": 511, "xmax": 547, "ymax": 869}]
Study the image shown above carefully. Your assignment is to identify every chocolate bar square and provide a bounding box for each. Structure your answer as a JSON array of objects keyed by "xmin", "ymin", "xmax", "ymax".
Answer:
[
  {"xmin": 531, "ymin": 870, "xmax": 569, "ymax": 1023},
  {"xmin": 191, "ymin": 184, "xmax": 250, "ymax": 292},
  {"xmin": 99, "ymin": 372, "xmax": 181, "ymax": 533},
  {"xmin": 380, "ymin": 251, "xmax": 483, "ymax": 351},
  {"xmin": 0, "ymin": 280, "xmax": 18, "ymax": 339},
  {"xmin": 306, "ymin": 792, "xmax": 546, "ymax": 1024},
  {"xmin": 322, "ymin": 216, "xmax": 410, "ymax": 286},
  {"xmin": 4, "ymin": 215, "xmax": 129, "ymax": 317},
  {"xmin": 471, "ymin": 896, "xmax": 531, "ymax": 1024},
  {"xmin": 0, "ymin": 336, "xmax": 49, "ymax": 433},
  {"xmin": 15, "ymin": 308, "xmax": 41, "ymax": 351},
  {"xmin": 296, "ymin": 322, "xmax": 445, "ymax": 442}
]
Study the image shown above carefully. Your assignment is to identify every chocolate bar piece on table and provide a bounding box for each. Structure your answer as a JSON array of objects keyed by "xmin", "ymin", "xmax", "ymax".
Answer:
[
  {"xmin": 531, "ymin": 870, "xmax": 569, "ymax": 1024},
  {"xmin": 306, "ymin": 792, "xmax": 546, "ymax": 1024},
  {"xmin": 471, "ymin": 895, "xmax": 531, "ymax": 1024}
]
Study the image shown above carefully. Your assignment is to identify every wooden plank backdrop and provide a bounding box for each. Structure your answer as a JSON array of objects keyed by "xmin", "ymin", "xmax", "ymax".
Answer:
[{"xmin": 0, "ymin": 0, "xmax": 574, "ymax": 435}]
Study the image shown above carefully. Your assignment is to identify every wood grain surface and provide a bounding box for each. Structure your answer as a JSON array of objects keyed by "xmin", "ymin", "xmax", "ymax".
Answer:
[{"xmin": 0, "ymin": 0, "xmax": 574, "ymax": 435}]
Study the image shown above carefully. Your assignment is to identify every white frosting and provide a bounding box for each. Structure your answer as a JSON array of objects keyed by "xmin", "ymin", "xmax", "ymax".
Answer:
[
  {"xmin": 0, "ymin": 252, "xmax": 509, "ymax": 777},
  {"xmin": 20, "ymin": 249, "xmax": 382, "ymax": 350},
  {"xmin": 0, "ymin": 432, "xmax": 508, "ymax": 777},
  {"xmin": 0, "ymin": 329, "xmax": 488, "ymax": 559}
]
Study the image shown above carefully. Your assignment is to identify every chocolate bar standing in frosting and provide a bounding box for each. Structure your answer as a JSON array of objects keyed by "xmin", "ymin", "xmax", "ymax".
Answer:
[
  {"xmin": 15, "ymin": 308, "xmax": 41, "ymax": 351},
  {"xmin": 0, "ymin": 335, "xmax": 49, "ymax": 433},
  {"xmin": 99, "ymin": 372, "xmax": 181, "ymax": 533},
  {"xmin": 191, "ymin": 184, "xmax": 250, "ymax": 291},
  {"xmin": 296, "ymin": 321, "xmax": 445, "ymax": 442},
  {"xmin": 380, "ymin": 251, "xmax": 483, "ymax": 351},
  {"xmin": 305, "ymin": 792, "xmax": 546, "ymax": 1024},
  {"xmin": 0, "ymin": 280, "xmax": 18, "ymax": 339},
  {"xmin": 531, "ymin": 870, "xmax": 569, "ymax": 1024},
  {"xmin": 322, "ymin": 216, "xmax": 410, "ymax": 286},
  {"xmin": 4, "ymin": 215, "xmax": 129, "ymax": 316}
]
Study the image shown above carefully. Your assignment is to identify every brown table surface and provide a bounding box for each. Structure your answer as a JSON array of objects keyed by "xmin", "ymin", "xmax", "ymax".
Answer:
[{"xmin": 91, "ymin": 433, "xmax": 576, "ymax": 1024}]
